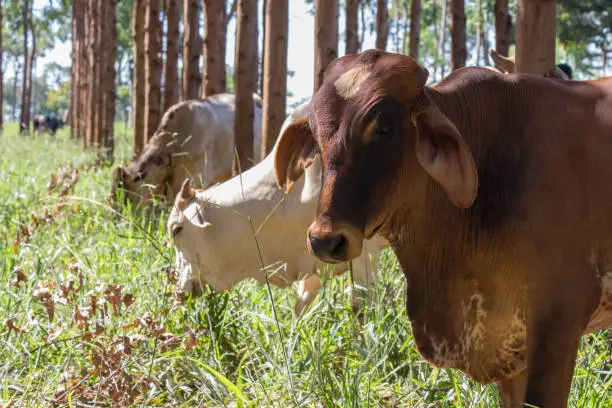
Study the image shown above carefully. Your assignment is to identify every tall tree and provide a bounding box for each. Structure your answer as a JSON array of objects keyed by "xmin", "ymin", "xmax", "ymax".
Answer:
[
  {"xmin": 494, "ymin": 0, "xmax": 511, "ymax": 56},
  {"xmin": 233, "ymin": 0, "xmax": 258, "ymax": 174},
  {"xmin": 79, "ymin": 0, "xmax": 89, "ymax": 145},
  {"xmin": 408, "ymin": 0, "xmax": 421, "ymax": 59},
  {"xmin": 101, "ymin": 0, "xmax": 116, "ymax": 160},
  {"xmin": 144, "ymin": 0, "xmax": 162, "ymax": 143},
  {"xmin": 182, "ymin": 0, "xmax": 200, "ymax": 100},
  {"xmin": 132, "ymin": 0, "xmax": 145, "ymax": 154},
  {"xmin": 314, "ymin": 0, "xmax": 338, "ymax": 92},
  {"xmin": 93, "ymin": 0, "xmax": 104, "ymax": 148},
  {"xmin": 435, "ymin": 0, "xmax": 448, "ymax": 77},
  {"xmin": 0, "ymin": 0, "xmax": 3, "ymax": 133},
  {"xmin": 163, "ymin": 0, "xmax": 180, "ymax": 112},
  {"xmin": 19, "ymin": 0, "xmax": 32, "ymax": 135},
  {"xmin": 516, "ymin": 0, "xmax": 556, "ymax": 75},
  {"xmin": 71, "ymin": 0, "xmax": 85, "ymax": 139},
  {"xmin": 450, "ymin": 0, "xmax": 466, "ymax": 69},
  {"xmin": 85, "ymin": 0, "xmax": 99, "ymax": 148},
  {"xmin": 203, "ymin": 0, "xmax": 227, "ymax": 97},
  {"xmin": 375, "ymin": 0, "xmax": 388, "ymax": 50},
  {"xmin": 345, "ymin": 0, "xmax": 358, "ymax": 54},
  {"xmin": 261, "ymin": 0, "xmax": 287, "ymax": 159}
]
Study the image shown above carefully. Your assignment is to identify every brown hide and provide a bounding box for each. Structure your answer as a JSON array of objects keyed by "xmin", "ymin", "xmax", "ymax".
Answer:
[{"xmin": 274, "ymin": 49, "xmax": 612, "ymax": 407}]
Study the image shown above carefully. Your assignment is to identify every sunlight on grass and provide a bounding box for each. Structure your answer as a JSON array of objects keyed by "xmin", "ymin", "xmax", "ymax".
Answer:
[{"xmin": 0, "ymin": 123, "xmax": 610, "ymax": 406}]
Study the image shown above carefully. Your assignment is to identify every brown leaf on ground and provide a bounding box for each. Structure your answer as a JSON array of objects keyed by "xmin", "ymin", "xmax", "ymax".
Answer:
[
  {"xmin": 33, "ymin": 281, "xmax": 56, "ymax": 321},
  {"xmin": 5, "ymin": 318, "xmax": 27, "ymax": 334},
  {"xmin": 46, "ymin": 326, "xmax": 63, "ymax": 342},
  {"xmin": 11, "ymin": 268, "xmax": 28, "ymax": 287},
  {"xmin": 73, "ymin": 306, "xmax": 90, "ymax": 330},
  {"xmin": 104, "ymin": 284, "xmax": 124, "ymax": 316}
]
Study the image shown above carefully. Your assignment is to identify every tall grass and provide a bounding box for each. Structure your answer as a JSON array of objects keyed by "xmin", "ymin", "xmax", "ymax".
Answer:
[{"xmin": 0, "ymin": 124, "xmax": 610, "ymax": 407}]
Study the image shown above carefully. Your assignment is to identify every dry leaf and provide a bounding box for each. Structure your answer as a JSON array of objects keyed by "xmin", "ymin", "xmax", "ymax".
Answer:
[
  {"xmin": 11, "ymin": 268, "xmax": 28, "ymax": 287},
  {"xmin": 6, "ymin": 318, "xmax": 27, "ymax": 334}
]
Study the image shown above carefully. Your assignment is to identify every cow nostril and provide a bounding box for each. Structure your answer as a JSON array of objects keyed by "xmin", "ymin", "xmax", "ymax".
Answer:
[
  {"xmin": 309, "ymin": 234, "xmax": 348, "ymax": 261},
  {"xmin": 329, "ymin": 234, "xmax": 347, "ymax": 258}
]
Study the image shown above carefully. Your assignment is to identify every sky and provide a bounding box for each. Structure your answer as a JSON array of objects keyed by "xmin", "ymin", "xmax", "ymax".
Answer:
[{"xmin": 37, "ymin": 1, "xmax": 379, "ymax": 108}]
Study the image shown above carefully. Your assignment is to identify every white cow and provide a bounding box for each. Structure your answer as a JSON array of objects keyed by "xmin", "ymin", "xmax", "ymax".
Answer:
[
  {"xmin": 168, "ymin": 101, "xmax": 386, "ymax": 317},
  {"xmin": 112, "ymin": 93, "xmax": 263, "ymax": 205}
]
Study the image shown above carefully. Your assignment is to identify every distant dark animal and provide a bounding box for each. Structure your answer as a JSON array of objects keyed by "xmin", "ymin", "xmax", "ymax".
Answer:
[
  {"xmin": 275, "ymin": 49, "xmax": 612, "ymax": 407},
  {"xmin": 33, "ymin": 115, "xmax": 65, "ymax": 135}
]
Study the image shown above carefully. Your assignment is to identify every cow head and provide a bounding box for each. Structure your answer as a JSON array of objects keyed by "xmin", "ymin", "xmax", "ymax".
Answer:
[
  {"xmin": 111, "ymin": 152, "xmax": 172, "ymax": 205},
  {"xmin": 274, "ymin": 50, "xmax": 478, "ymax": 263}
]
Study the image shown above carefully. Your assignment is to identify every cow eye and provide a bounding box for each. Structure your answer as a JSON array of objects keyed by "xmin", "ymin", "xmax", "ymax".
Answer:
[
  {"xmin": 371, "ymin": 122, "xmax": 394, "ymax": 141},
  {"xmin": 172, "ymin": 226, "xmax": 183, "ymax": 239}
]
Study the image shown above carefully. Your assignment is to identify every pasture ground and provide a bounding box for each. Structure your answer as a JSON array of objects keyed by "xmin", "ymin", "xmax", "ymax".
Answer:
[{"xmin": 1, "ymin": 123, "xmax": 611, "ymax": 407}]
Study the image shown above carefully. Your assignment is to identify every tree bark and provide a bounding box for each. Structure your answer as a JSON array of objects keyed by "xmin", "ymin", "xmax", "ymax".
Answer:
[
  {"xmin": 19, "ymin": 0, "xmax": 30, "ymax": 135},
  {"xmin": 86, "ymin": 0, "xmax": 98, "ymax": 148},
  {"xmin": 494, "ymin": 0, "xmax": 511, "ymax": 57},
  {"xmin": 132, "ymin": 0, "xmax": 145, "ymax": 155},
  {"xmin": 0, "ymin": 0, "xmax": 4, "ymax": 132},
  {"xmin": 233, "ymin": 0, "xmax": 258, "ymax": 174},
  {"xmin": 203, "ymin": 0, "xmax": 227, "ymax": 97},
  {"xmin": 345, "ymin": 0, "xmax": 358, "ymax": 54},
  {"xmin": 182, "ymin": 0, "xmax": 200, "ymax": 100},
  {"xmin": 436, "ymin": 0, "xmax": 448, "ymax": 77},
  {"xmin": 102, "ymin": 0, "xmax": 116, "ymax": 161},
  {"xmin": 71, "ymin": 0, "xmax": 85, "ymax": 138},
  {"xmin": 314, "ymin": 0, "xmax": 338, "ymax": 92},
  {"xmin": 375, "ymin": 0, "xmax": 388, "ymax": 51},
  {"xmin": 408, "ymin": 0, "xmax": 421, "ymax": 59},
  {"xmin": 261, "ymin": 0, "xmax": 287, "ymax": 159},
  {"xmin": 450, "ymin": 0, "xmax": 466, "ymax": 70},
  {"xmin": 163, "ymin": 0, "xmax": 180, "ymax": 112},
  {"xmin": 144, "ymin": 0, "xmax": 162, "ymax": 144},
  {"xmin": 515, "ymin": 0, "xmax": 556, "ymax": 75},
  {"xmin": 93, "ymin": 0, "xmax": 104, "ymax": 149}
]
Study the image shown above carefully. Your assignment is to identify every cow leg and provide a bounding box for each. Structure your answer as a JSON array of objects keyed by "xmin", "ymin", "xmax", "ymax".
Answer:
[
  {"xmin": 522, "ymin": 311, "xmax": 585, "ymax": 407},
  {"xmin": 294, "ymin": 274, "xmax": 322, "ymax": 319},
  {"xmin": 497, "ymin": 370, "xmax": 527, "ymax": 408}
]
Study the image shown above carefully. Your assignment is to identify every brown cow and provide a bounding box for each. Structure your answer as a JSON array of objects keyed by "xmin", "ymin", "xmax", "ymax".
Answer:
[{"xmin": 274, "ymin": 49, "xmax": 612, "ymax": 407}]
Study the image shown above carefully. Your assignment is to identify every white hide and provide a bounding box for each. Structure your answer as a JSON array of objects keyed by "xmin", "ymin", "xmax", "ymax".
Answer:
[
  {"xmin": 171, "ymin": 93, "xmax": 263, "ymax": 188},
  {"xmin": 168, "ymin": 101, "xmax": 386, "ymax": 316}
]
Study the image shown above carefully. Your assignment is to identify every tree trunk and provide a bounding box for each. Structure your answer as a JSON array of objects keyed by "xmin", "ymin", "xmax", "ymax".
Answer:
[
  {"xmin": 233, "ymin": 0, "xmax": 258, "ymax": 174},
  {"xmin": 12, "ymin": 59, "xmax": 19, "ymax": 121},
  {"xmin": 345, "ymin": 0, "xmax": 358, "ymax": 54},
  {"xmin": 144, "ymin": 0, "xmax": 162, "ymax": 144},
  {"xmin": 481, "ymin": 0, "xmax": 490, "ymax": 65},
  {"xmin": 261, "ymin": 0, "xmax": 287, "ymax": 159},
  {"xmin": 314, "ymin": 0, "xmax": 338, "ymax": 92},
  {"xmin": 71, "ymin": 0, "xmax": 85, "ymax": 138},
  {"xmin": 436, "ymin": 0, "xmax": 448, "ymax": 77},
  {"xmin": 102, "ymin": 0, "xmax": 116, "ymax": 161},
  {"xmin": 450, "ymin": 0, "xmax": 466, "ymax": 70},
  {"xmin": 494, "ymin": 0, "xmax": 511, "ymax": 56},
  {"xmin": 85, "ymin": 0, "xmax": 98, "ymax": 148},
  {"xmin": 515, "ymin": 0, "xmax": 555, "ymax": 75},
  {"xmin": 393, "ymin": 0, "xmax": 401, "ymax": 53},
  {"xmin": 19, "ymin": 0, "xmax": 30, "ymax": 135},
  {"xmin": 0, "ymin": 0, "xmax": 3, "ymax": 132},
  {"xmin": 474, "ymin": 0, "xmax": 483, "ymax": 65},
  {"xmin": 78, "ymin": 0, "xmax": 89, "ymax": 143},
  {"xmin": 375, "ymin": 0, "xmax": 388, "ymax": 51},
  {"xmin": 182, "ymin": 0, "xmax": 200, "ymax": 100},
  {"xmin": 408, "ymin": 0, "xmax": 421, "ymax": 59},
  {"xmin": 132, "ymin": 0, "xmax": 146, "ymax": 155},
  {"xmin": 163, "ymin": 0, "xmax": 180, "ymax": 112},
  {"xmin": 93, "ymin": 0, "xmax": 104, "ymax": 149},
  {"xmin": 203, "ymin": 0, "xmax": 227, "ymax": 97},
  {"xmin": 259, "ymin": 0, "xmax": 266, "ymax": 99}
]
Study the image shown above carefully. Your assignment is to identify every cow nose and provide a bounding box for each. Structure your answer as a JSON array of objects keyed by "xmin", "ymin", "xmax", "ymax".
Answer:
[{"xmin": 308, "ymin": 233, "xmax": 348, "ymax": 263}]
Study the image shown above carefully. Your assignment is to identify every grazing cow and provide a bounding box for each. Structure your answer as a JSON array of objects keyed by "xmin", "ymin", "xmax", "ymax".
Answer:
[
  {"xmin": 167, "ymin": 101, "xmax": 386, "ymax": 317},
  {"xmin": 489, "ymin": 49, "xmax": 573, "ymax": 80},
  {"xmin": 112, "ymin": 93, "xmax": 262, "ymax": 205},
  {"xmin": 33, "ymin": 114, "xmax": 64, "ymax": 135},
  {"xmin": 274, "ymin": 49, "xmax": 612, "ymax": 407}
]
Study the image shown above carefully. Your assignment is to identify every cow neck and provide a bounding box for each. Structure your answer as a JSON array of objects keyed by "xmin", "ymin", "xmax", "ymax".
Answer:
[{"xmin": 387, "ymin": 76, "xmax": 528, "ymax": 284}]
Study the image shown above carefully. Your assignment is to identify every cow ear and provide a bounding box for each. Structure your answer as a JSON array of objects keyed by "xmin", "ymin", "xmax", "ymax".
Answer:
[
  {"xmin": 412, "ymin": 98, "xmax": 478, "ymax": 208},
  {"xmin": 274, "ymin": 116, "xmax": 317, "ymax": 193},
  {"xmin": 112, "ymin": 165, "xmax": 126, "ymax": 183},
  {"xmin": 489, "ymin": 49, "xmax": 515, "ymax": 73}
]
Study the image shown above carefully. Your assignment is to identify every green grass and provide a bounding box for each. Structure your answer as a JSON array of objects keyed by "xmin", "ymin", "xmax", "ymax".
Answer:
[{"xmin": 1, "ymin": 123, "xmax": 611, "ymax": 407}]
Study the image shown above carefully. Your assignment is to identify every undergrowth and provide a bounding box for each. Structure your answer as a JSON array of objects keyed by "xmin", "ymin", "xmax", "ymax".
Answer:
[{"xmin": 0, "ymin": 123, "xmax": 610, "ymax": 407}]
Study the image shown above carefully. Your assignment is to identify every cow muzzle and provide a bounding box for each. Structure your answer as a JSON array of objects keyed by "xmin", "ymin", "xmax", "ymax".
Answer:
[{"xmin": 307, "ymin": 221, "xmax": 364, "ymax": 263}]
